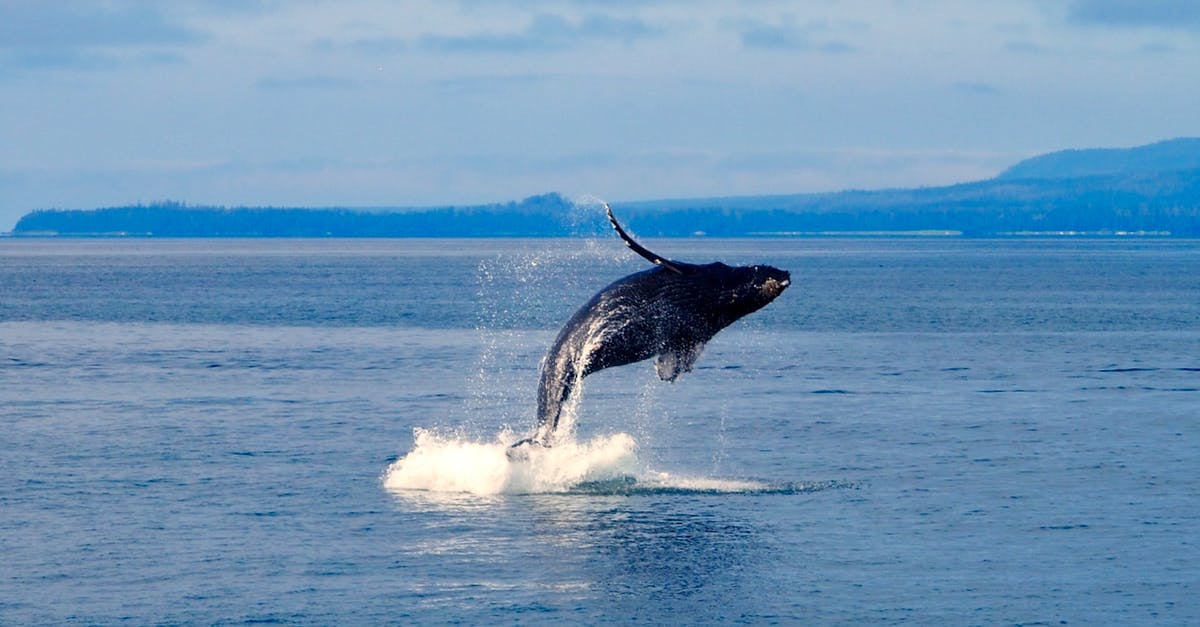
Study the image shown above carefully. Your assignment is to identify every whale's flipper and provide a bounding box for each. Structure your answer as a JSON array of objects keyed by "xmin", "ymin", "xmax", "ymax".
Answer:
[
  {"xmin": 655, "ymin": 341, "xmax": 706, "ymax": 382},
  {"xmin": 605, "ymin": 203, "xmax": 685, "ymax": 275},
  {"xmin": 506, "ymin": 437, "xmax": 545, "ymax": 461}
]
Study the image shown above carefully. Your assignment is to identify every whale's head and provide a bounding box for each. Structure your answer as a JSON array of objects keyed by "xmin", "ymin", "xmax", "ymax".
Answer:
[
  {"xmin": 701, "ymin": 262, "xmax": 791, "ymax": 321},
  {"xmin": 755, "ymin": 265, "xmax": 791, "ymax": 301}
]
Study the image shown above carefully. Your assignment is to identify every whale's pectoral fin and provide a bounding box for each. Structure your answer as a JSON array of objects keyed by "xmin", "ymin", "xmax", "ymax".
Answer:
[
  {"xmin": 606, "ymin": 203, "xmax": 685, "ymax": 275},
  {"xmin": 506, "ymin": 437, "xmax": 545, "ymax": 462},
  {"xmin": 655, "ymin": 342, "xmax": 705, "ymax": 382}
]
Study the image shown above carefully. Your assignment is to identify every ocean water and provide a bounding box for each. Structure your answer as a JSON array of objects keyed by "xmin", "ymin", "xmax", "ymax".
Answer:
[{"xmin": 1, "ymin": 236, "xmax": 1197, "ymax": 624}]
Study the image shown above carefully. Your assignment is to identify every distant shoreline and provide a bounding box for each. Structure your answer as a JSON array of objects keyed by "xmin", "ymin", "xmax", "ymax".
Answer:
[
  {"xmin": 2, "ymin": 230, "xmax": 1185, "ymax": 239},
  {"xmin": 10, "ymin": 139, "xmax": 1200, "ymax": 238}
]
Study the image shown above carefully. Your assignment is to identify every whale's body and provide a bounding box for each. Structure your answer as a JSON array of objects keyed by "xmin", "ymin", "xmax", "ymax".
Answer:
[{"xmin": 513, "ymin": 205, "xmax": 790, "ymax": 449}]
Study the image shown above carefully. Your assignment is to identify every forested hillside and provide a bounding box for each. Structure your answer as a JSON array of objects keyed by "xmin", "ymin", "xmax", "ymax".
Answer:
[{"xmin": 13, "ymin": 139, "xmax": 1200, "ymax": 237}]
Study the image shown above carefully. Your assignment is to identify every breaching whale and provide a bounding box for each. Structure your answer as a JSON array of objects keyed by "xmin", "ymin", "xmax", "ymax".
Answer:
[{"xmin": 509, "ymin": 204, "xmax": 791, "ymax": 453}]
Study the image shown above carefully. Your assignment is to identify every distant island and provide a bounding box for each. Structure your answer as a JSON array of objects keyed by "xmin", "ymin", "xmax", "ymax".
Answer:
[{"xmin": 11, "ymin": 138, "xmax": 1200, "ymax": 237}]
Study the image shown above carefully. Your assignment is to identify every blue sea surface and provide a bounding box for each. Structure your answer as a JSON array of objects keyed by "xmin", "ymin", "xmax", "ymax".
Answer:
[{"xmin": 2, "ymin": 237, "xmax": 1197, "ymax": 624}]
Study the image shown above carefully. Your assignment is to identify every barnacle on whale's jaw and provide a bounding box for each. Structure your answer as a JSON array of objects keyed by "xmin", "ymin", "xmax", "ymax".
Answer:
[{"xmin": 759, "ymin": 271, "xmax": 791, "ymax": 300}]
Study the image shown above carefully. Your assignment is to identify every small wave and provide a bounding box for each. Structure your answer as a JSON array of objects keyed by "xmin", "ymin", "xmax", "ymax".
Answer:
[
  {"xmin": 383, "ymin": 428, "xmax": 854, "ymax": 497},
  {"xmin": 567, "ymin": 475, "xmax": 855, "ymax": 496}
]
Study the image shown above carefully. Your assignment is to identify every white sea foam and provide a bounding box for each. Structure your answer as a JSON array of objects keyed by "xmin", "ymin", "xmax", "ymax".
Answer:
[
  {"xmin": 383, "ymin": 428, "xmax": 641, "ymax": 495},
  {"xmin": 634, "ymin": 472, "xmax": 772, "ymax": 493},
  {"xmin": 381, "ymin": 427, "xmax": 815, "ymax": 496}
]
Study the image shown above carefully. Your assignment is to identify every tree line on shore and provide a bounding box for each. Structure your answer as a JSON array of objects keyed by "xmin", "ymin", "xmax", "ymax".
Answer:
[{"xmin": 14, "ymin": 138, "xmax": 1200, "ymax": 237}]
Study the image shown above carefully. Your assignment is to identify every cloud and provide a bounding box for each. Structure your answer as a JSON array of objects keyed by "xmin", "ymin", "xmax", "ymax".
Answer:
[
  {"xmin": 1003, "ymin": 40, "xmax": 1049, "ymax": 54},
  {"xmin": 739, "ymin": 21, "xmax": 807, "ymax": 50},
  {"xmin": 255, "ymin": 75, "xmax": 359, "ymax": 91},
  {"xmin": 1137, "ymin": 42, "xmax": 1180, "ymax": 54},
  {"xmin": 734, "ymin": 17, "xmax": 857, "ymax": 53},
  {"xmin": 186, "ymin": 0, "xmax": 277, "ymax": 17},
  {"xmin": 0, "ymin": 3, "xmax": 201, "ymax": 48},
  {"xmin": 432, "ymin": 73, "xmax": 559, "ymax": 94},
  {"xmin": 1, "ymin": 48, "xmax": 117, "ymax": 73},
  {"xmin": 1066, "ymin": 0, "xmax": 1200, "ymax": 30},
  {"xmin": 418, "ymin": 13, "xmax": 664, "ymax": 53},
  {"xmin": 0, "ymin": 2, "xmax": 204, "ymax": 72},
  {"xmin": 951, "ymin": 81, "xmax": 1002, "ymax": 96},
  {"xmin": 316, "ymin": 36, "xmax": 409, "ymax": 56}
]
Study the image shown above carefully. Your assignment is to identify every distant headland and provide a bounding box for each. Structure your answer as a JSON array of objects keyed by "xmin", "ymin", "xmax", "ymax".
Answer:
[{"xmin": 11, "ymin": 138, "xmax": 1200, "ymax": 237}]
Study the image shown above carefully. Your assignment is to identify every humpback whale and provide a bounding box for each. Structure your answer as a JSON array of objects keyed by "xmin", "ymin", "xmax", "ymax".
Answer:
[{"xmin": 510, "ymin": 204, "xmax": 790, "ymax": 453}]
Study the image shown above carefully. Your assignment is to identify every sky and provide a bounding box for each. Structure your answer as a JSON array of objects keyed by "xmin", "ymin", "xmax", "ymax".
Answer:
[{"xmin": 2, "ymin": 0, "xmax": 1200, "ymax": 229}]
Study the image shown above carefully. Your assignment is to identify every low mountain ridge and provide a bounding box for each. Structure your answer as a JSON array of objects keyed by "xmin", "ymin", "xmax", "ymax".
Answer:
[
  {"xmin": 997, "ymin": 137, "xmax": 1200, "ymax": 181},
  {"xmin": 12, "ymin": 139, "xmax": 1200, "ymax": 237}
]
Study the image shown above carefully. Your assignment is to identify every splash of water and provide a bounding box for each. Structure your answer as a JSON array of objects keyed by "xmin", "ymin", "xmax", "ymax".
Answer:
[
  {"xmin": 383, "ymin": 428, "xmax": 640, "ymax": 495},
  {"xmin": 382, "ymin": 427, "xmax": 852, "ymax": 497},
  {"xmin": 537, "ymin": 301, "xmax": 637, "ymax": 445}
]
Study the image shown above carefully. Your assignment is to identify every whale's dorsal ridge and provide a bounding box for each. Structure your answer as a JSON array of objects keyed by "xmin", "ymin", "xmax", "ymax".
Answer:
[{"xmin": 605, "ymin": 203, "xmax": 685, "ymax": 275}]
